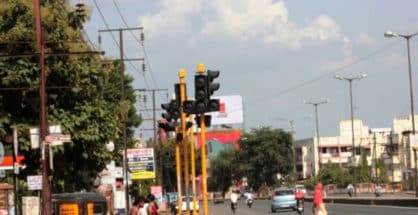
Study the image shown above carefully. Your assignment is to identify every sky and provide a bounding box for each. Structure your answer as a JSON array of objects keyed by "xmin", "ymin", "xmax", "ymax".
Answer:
[{"xmin": 72, "ymin": 0, "xmax": 418, "ymax": 141}]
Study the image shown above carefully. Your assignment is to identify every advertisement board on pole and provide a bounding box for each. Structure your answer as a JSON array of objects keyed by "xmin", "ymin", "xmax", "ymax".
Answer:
[
  {"xmin": 208, "ymin": 95, "xmax": 244, "ymax": 125},
  {"xmin": 27, "ymin": 175, "xmax": 42, "ymax": 190},
  {"xmin": 127, "ymin": 148, "xmax": 155, "ymax": 180}
]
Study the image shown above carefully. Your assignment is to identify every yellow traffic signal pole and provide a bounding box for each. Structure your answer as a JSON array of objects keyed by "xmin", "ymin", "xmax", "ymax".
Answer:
[
  {"xmin": 197, "ymin": 63, "xmax": 209, "ymax": 215},
  {"xmin": 200, "ymin": 114, "xmax": 209, "ymax": 215},
  {"xmin": 189, "ymin": 114, "xmax": 198, "ymax": 215},
  {"xmin": 174, "ymin": 124, "xmax": 183, "ymax": 215},
  {"xmin": 178, "ymin": 69, "xmax": 191, "ymax": 215}
]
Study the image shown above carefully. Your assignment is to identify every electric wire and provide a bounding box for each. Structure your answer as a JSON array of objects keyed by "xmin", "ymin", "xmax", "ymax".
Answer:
[
  {"xmin": 110, "ymin": 0, "xmax": 166, "ymax": 135},
  {"xmin": 93, "ymin": 0, "xmax": 145, "ymax": 80},
  {"xmin": 93, "ymin": 0, "xmax": 153, "ymax": 121},
  {"xmin": 111, "ymin": 0, "xmax": 164, "ymax": 100},
  {"xmin": 272, "ymin": 39, "xmax": 401, "ymax": 98}
]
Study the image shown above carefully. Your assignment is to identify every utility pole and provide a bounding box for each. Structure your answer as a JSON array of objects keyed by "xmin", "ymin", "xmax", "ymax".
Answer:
[
  {"xmin": 135, "ymin": 88, "xmax": 168, "ymax": 145},
  {"xmin": 34, "ymin": 1, "xmax": 50, "ymax": 215},
  {"xmin": 305, "ymin": 100, "xmax": 328, "ymax": 177},
  {"xmin": 335, "ymin": 74, "xmax": 366, "ymax": 197},
  {"xmin": 276, "ymin": 117, "xmax": 297, "ymax": 181},
  {"xmin": 98, "ymin": 27, "xmax": 144, "ymax": 214},
  {"xmin": 33, "ymin": 2, "xmax": 103, "ymax": 215}
]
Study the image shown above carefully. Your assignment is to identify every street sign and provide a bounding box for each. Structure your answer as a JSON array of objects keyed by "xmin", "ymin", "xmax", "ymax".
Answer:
[
  {"xmin": 27, "ymin": 175, "xmax": 42, "ymax": 190},
  {"xmin": 45, "ymin": 134, "xmax": 72, "ymax": 146}
]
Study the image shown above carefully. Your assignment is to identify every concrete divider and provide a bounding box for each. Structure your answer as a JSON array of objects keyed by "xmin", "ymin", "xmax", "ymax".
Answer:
[{"xmin": 304, "ymin": 196, "xmax": 418, "ymax": 207}]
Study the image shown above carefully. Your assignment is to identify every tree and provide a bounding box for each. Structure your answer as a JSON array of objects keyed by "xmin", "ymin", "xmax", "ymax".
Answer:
[
  {"xmin": 208, "ymin": 148, "xmax": 237, "ymax": 192},
  {"xmin": 0, "ymin": 0, "xmax": 141, "ymax": 192},
  {"xmin": 318, "ymin": 161, "xmax": 350, "ymax": 185},
  {"xmin": 359, "ymin": 152, "xmax": 371, "ymax": 182},
  {"xmin": 376, "ymin": 158, "xmax": 389, "ymax": 183},
  {"xmin": 237, "ymin": 127, "xmax": 293, "ymax": 190}
]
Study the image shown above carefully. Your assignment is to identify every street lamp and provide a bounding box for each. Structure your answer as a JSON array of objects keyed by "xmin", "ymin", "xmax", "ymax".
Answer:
[
  {"xmin": 304, "ymin": 100, "xmax": 328, "ymax": 178},
  {"xmin": 385, "ymin": 31, "xmax": 418, "ymax": 197},
  {"xmin": 384, "ymin": 31, "xmax": 418, "ymax": 134},
  {"xmin": 335, "ymin": 74, "xmax": 367, "ymax": 196}
]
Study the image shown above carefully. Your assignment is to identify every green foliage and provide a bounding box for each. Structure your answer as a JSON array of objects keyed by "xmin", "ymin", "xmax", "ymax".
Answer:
[
  {"xmin": 359, "ymin": 153, "xmax": 371, "ymax": 182},
  {"xmin": 376, "ymin": 159, "xmax": 389, "ymax": 183},
  {"xmin": 153, "ymin": 138, "xmax": 202, "ymax": 192},
  {"xmin": 237, "ymin": 127, "xmax": 293, "ymax": 190},
  {"xmin": 0, "ymin": 0, "xmax": 141, "ymax": 192},
  {"xmin": 318, "ymin": 162, "xmax": 351, "ymax": 185},
  {"xmin": 208, "ymin": 148, "xmax": 237, "ymax": 192}
]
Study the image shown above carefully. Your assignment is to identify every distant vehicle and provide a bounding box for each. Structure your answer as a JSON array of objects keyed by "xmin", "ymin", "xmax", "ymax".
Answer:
[
  {"xmin": 294, "ymin": 184, "xmax": 307, "ymax": 194},
  {"xmin": 271, "ymin": 188, "xmax": 296, "ymax": 213},
  {"xmin": 172, "ymin": 196, "xmax": 199, "ymax": 214},
  {"xmin": 213, "ymin": 192, "xmax": 224, "ymax": 204},
  {"xmin": 52, "ymin": 192, "xmax": 108, "ymax": 215}
]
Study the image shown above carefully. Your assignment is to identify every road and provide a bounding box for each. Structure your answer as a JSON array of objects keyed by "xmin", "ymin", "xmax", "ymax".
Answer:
[{"xmin": 201, "ymin": 199, "xmax": 418, "ymax": 215}]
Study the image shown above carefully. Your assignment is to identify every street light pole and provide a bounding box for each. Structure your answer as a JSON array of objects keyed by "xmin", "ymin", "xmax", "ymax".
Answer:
[
  {"xmin": 335, "ymin": 74, "xmax": 366, "ymax": 197},
  {"xmin": 305, "ymin": 100, "xmax": 328, "ymax": 177},
  {"xmin": 384, "ymin": 31, "xmax": 418, "ymax": 134},
  {"xmin": 384, "ymin": 31, "xmax": 418, "ymax": 197}
]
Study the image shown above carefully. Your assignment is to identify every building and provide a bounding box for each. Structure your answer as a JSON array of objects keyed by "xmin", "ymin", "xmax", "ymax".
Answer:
[{"xmin": 294, "ymin": 116, "xmax": 418, "ymax": 188}]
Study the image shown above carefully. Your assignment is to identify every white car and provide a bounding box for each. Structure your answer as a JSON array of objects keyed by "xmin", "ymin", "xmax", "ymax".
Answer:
[{"xmin": 174, "ymin": 196, "xmax": 199, "ymax": 212}]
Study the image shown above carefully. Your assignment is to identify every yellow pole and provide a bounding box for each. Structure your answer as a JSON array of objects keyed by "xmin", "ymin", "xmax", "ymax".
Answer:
[
  {"xmin": 189, "ymin": 114, "xmax": 198, "ymax": 215},
  {"xmin": 175, "ymin": 125, "xmax": 183, "ymax": 215},
  {"xmin": 179, "ymin": 69, "xmax": 190, "ymax": 215},
  {"xmin": 200, "ymin": 114, "xmax": 208, "ymax": 215}
]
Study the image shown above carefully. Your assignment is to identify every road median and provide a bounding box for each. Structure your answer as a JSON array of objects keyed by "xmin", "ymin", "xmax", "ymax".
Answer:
[{"xmin": 304, "ymin": 195, "xmax": 418, "ymax": 207}]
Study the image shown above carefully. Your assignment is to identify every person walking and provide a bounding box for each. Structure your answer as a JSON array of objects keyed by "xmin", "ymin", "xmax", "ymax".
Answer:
[
  {"xmin": 129, "ymin": 196, "xmax": 145, "ymax": 215},
  {"xmin": 147, "ymin": 194, "xmax": 159, "ymax": 215},
  {"xmin": 139, "ymin": 196, "xmax": 149, "ymax": 215},
  {"xmin": 313, "ymin": 182, "xmax": 327, "ymax": 215}
]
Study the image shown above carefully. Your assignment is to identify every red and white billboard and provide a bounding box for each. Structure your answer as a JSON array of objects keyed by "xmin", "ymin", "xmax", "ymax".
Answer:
[{"xmin": 209, "ymin": 95, "xmax": 244, "ymax": 125}]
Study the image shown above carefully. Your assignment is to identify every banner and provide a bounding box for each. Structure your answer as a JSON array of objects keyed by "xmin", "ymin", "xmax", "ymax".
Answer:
[
  {"xmin": 208, "ymin": 95, "xmax": 244, "ymax": 125},
  {"xmin": 127, "ymin": 148, "xmax": 155, "ymax": 180}
]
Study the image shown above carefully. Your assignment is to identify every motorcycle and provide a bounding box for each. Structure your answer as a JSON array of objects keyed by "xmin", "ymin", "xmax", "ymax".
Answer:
[
  {"xmin": 231, "ymin": 201, "xmax": 238, "ymax": 214},
  {"xmin": 246, "ymin": 198, "xmax": 253, "ymax": 208},
  {"xmin": 296, "ymin": 199, "xmax": 304, "ymax": 215}
]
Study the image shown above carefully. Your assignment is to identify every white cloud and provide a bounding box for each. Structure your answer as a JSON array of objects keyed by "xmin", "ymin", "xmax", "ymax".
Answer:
[
  {"xmin": 138, "ymin": 0, "xmax": 345, "ymax": 49},
  {"xmin": 201, "ymin": 0, "xmax": 343, "ymax": 49},
  {"xmin": 355, "ymin": 32, "xmax": 376, "ymax": 46},
  {"xmin": 342, "ymin": 36, "xmax": 352, "ymax": 57},
  {"xmin": 138, "ymin": 0, "xmax": 202, "ymax": 38}
]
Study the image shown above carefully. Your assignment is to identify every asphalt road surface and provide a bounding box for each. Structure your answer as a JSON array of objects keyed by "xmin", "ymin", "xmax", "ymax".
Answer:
[{"xmin": 201, "ymin": 199, "xmax": 418, "ymax": 215}]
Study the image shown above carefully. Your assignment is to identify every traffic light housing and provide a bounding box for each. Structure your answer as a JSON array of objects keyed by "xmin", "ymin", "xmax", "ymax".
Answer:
[
  {"xmin": 183, "ymin": 100, "xmax": 195, "ymax": 115},
  {"xmin": 160, "ymin": 99, "xmax": 180, "ymax": 132},
  {"xmin": 158, "ymin": 120, "xmax": 175, "ymax": 132},
  {"xmin": 194, "ymin": 74, "xmax": 207, "ymax": 113},
  {"xmin": 161, "ymin": 102, "xmax": 172, "ymax": 122},
  {"xmin": 206, "ymin": 70, "xmax": 220, "ymax": 112}
]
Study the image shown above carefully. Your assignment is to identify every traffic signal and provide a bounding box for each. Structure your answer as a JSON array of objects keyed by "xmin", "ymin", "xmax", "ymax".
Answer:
[
  {"xmin": 206, "ymin": 70, "xmax": 220, "ymax": 112},
  {"xmin": 161, "ymin": 102, "xmax": 172, "ymax": 122},
  {"xmin": 158, "ymin": 120, "xmax": 175, "ymax": 132},
  {"xmin": 183, "ymin": 100, "xmax": 195, "ymax": 115},
  {"xmin": 195, "ymin": 115, "xmax": 212, "ymax": 127},
  {"xmin": 169, "ymin": 100, "xmax": 180, "ymax": 120},
  {"xmin": 160, "ymin": 99, "xmax": 180, "ymax": 132},
  {"xmin": 194, "ymin": 74, "xmax": 208, "ymax": 113}
]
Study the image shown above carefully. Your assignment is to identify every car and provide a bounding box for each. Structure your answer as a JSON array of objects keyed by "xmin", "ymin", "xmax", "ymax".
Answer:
[
  {"xmin": 172, "ymin": 196, "xmax": 199, "ymax": 214},
  {"xmin": 295, "ymin": 184, "xmax": 307, "ymax": 194},
  {"xmin": 213, "ymin": 191, "xmax": 224, "ymax": 204},
  {"xmin": 271, "ymin": 188, "xmax": 296, "ymax": 213}
]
